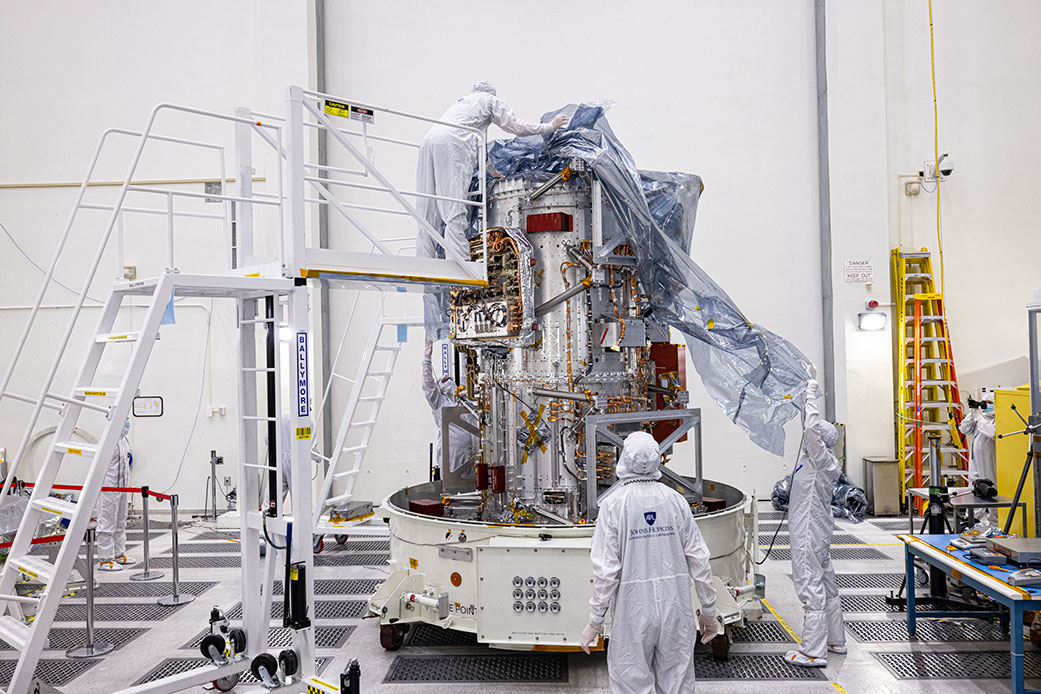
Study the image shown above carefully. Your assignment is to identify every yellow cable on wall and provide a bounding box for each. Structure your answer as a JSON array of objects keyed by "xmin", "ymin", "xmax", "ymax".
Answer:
[{"xmin": 928, "ymin": 0, "xmax": 945, "ymax": 293}]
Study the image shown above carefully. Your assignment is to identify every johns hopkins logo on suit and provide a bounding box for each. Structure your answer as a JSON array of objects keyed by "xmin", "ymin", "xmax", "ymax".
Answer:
[{"xmin": 644, "ymin": 511, "xmax": 656, "ymax": 526}]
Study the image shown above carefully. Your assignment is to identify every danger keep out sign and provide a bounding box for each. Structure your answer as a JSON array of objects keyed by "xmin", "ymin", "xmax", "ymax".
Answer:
[{"xmin": 843, "ymin": 260, "xmax": 874, "ymax": 283}]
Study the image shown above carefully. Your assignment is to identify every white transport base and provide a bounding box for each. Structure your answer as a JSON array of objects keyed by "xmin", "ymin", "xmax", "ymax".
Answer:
[{"xmin": 368, "ymin": 479, "xmax": 761, "ymax": 650}]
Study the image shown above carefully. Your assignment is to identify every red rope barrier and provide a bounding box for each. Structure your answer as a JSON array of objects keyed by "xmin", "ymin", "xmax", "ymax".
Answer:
[
  {"xmin": 19, "ymin": 481, "xmax": 169, "ymax": 499},
  {"xmin": 0, "ymin": 533, "xmax": 65, "ymax": 550}
]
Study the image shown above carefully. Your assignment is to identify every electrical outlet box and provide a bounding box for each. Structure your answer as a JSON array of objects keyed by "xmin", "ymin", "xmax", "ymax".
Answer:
[{"xmin": 224, "ymin": 476, "xmax": 231, "ymax": 487}]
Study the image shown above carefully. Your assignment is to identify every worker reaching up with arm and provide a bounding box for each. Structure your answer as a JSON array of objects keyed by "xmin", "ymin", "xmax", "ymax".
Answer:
[
  {"xmin": 422, "ymin": 341, "xmax": 477, "ymax": 478},
  {"xmin": 960, "ymin": 391, "xmax": 997, "ymax": 523},
  {"xmin": 786, "ymin": 378, "xmax": 846, "ymax": 667},
  {"xmin": 581, "ymin": 431, "xmax": 718, "ymax": 694},
  {"xmin": 416, "ymin": 82, "xmax": 568, "ymax": 340}
]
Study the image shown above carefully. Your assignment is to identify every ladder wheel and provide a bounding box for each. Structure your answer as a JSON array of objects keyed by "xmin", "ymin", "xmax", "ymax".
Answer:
[
  {"xmin": 313, "ymin": 536, "xmax": 324, "ymax": 554},
  {"xmin": 227, "ymin": 627, "xmax": 247, "ymax": 655},
  {"xmin": 278, "ymin": 648, "xmax": 300, "ymax": 676},
  {"xmin": 335, "ymin": 534, "xmax": 348, "ymax": 545},
  {"xmin": 380, "ymin": 623, "xmax": 409, "ymax": 651},
  {"xmin": 250, "ymin": 652, "xmax": 279, "ymax": 682},
  {"xmin": 212, "ymin": 673, "xmax": 240, "ymax": 692},
  {"xmin": 200, "ymin": 633, "xmax": 226, "ymax": 663}
]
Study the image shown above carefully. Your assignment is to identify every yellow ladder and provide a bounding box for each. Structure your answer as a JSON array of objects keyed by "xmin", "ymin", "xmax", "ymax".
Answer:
[{"xmin": 890, "ymin": 248, "xmax": 967, "ymax": 503}]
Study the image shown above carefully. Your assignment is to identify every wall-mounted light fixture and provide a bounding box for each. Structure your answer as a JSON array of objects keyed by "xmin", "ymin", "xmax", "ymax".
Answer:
[{"xmin": 857, "ymin": 311, "xmax": 887, "ymax": 331}]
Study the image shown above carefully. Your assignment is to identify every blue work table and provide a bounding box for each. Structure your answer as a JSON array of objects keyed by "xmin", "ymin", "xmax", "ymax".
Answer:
[{"xmin": 900, "ymin": 533, "xmax": 1041, "ymax": 694}]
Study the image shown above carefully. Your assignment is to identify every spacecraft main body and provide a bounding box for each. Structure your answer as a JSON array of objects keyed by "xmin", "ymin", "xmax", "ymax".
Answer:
[{"xmin": 369, "ymin": 173, "xmax": 760, "ymax": 652}]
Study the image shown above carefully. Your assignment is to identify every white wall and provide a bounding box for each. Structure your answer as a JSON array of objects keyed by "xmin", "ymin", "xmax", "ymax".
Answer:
[
  {"xmin": 0, "ymin": 2, "xmax": 308, "ymax": 508},
  {"xmin": 4, "ymin": 1, "xmax": 1034, "ymax": 514},
  {"xmin": 322, "ymin": 0, "xmax": 826, "ymax": 502},
  {"xmin": 882, "ymin": 0, "xmax": 1041, "ymax": 392}
]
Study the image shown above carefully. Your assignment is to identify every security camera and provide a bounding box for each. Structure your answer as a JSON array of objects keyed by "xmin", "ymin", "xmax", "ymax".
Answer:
[
  {"xmin": 924, "ymin": 153, "xmax": 954, "ymax": 181},
  {"xmin": 937, "ymin": 153, "xmax": 953, "ymax": 177}
]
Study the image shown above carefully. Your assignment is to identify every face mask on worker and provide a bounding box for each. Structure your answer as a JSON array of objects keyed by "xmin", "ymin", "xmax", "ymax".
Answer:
[{"xmin": 439, "ymin": 378, "xmax": 456, "ymax": 398}]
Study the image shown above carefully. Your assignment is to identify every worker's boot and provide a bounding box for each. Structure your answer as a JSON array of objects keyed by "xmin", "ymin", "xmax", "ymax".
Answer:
[
  {"xmin": 114, "ymin": 554, "xmax": 132, "ymax": 565},
  {"xmin": 97, "ymin": 560, "xmax": 122, "ymax": 572},
  {"xmin": 784, "ymin": 650, "xmax": 827, "ymax": 668}
]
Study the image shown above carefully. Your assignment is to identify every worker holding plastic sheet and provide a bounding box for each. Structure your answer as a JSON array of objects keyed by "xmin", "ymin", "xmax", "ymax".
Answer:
[
  {"xmin": 581, "ymin": 431, "xmax": 719, "ymax": 693},
  {"xmin": 785, "ymin": 379, "xmax": 846, "ymax": 667},
  {"xmin": 416, "ymin": 81, "xmax": 567, "ymax": 340},
  {"xmin": 422, "ymin": 341, "xmax": 478, "ymax": 476},
  {"xmin": 97, "ymin": 419, "xmax": 132, "ymax": 571},
  {"xmin": 960, "ymin": 392, "xmax": 998, "ymax": 523}
]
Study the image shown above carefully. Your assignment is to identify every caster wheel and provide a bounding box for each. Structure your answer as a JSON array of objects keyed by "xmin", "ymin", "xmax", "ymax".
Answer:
[
  {"xmin": 199, "ymin": 633, "xmax": 226, "ymax": 662},
  {"xmin": 711, "ymin": 626, "xmax": 731, "ymax": 662},
  {"xmin": 278, "ymin": 648, "xmax": 299, "ymax": 677},
  {"xmin": 335, "ymin": 534, "xmax": 347, "ymax": 545},
  {"xmin": 227, "ymin": 627, "xmax": 246, "ymax": 655},
  {"xmin": 250, "ymin": 652, "xmax": 279, "ymax": 682},
  {"xmin": 380, "ymin": 623, "xmax": 409, "ymax": 651},
  {"xmin": 212, "ymin": 673, "xmax": 240, "ymax": 692},
  {"xmin": 313, "ymin": 536, "xmax": 324, "ymax": 554}
]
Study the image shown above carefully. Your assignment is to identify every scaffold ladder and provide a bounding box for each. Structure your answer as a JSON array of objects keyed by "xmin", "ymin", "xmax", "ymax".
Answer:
[
  {"xmin": 0, "ymin": 278, "xmax": 174, "ymax": 694},
  {"xmin": 312, "ymin": 314, "xmax": 422, "ymax": 525},
  {"xmin": 891, "ymin": 248, "xmax": 967, "ymax": 503}
]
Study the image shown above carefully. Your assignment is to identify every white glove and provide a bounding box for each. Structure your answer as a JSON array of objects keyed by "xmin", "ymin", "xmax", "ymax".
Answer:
[
  {"xmin": 580, "ymin": 623, "xmax": 603, "ymax": 654},
  {"xmin": 698, "ymin": 613, "xmax": 719, "ymax": 644},
  {"xmin": 805, "ymin": 379, "xmax": 821, "ymax": 399},
  {"xmin": 550, "ymin": 113, "xmax": 569, "ymax": 130},
  {"xmin": 424, "ymin": 340, "xmax": 433, "ymax": 360}
]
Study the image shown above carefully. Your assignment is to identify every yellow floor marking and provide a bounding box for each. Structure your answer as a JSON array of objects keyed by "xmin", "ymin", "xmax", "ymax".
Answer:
[
  {"xmin": 761, "ymin": 598, "xmax": 800, "ymax": 644},
  {"xmin": 831, "ymin": 683, "xmax": 849, "ymax": 693}
]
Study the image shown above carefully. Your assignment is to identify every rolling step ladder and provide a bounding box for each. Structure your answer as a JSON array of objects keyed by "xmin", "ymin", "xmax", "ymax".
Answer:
[
  {"xmin": 891, "ymin": 249, "xmax": 967, "ymax": 506},
  {"xmin": 0, "ymin": 277, "xmax": 174, "ymax": 693},
  {"xmin": 312, "ymin": 314, "xmax": 423, "ymax": 530}
]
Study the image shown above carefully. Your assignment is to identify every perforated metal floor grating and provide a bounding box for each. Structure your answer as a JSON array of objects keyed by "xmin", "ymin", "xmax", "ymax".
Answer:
[
  {"xmin": 758, "ymin": 522, "xmax": 786, "ymax": 533},
  {"xmin": 846, "ymin": 619, "xmax": 1007, "ymax": 642},
  {"xmin": 313, "ymin": 553, "xmax": 389, "ymax": 567},
  {"xmin": 136, "ymin": 555, "xmax": 242, "ymax": 568},
  {"xmin": 53, "ymin": 603, "xmax": 182, "ymax": 622},
  {"xmin": 164, "ymin": 541, "xmax": 242, "ymax": 554},
  {"xmin": 90, "ymin": 581, "xmax": 217, "ymax": 598},
  {"xmin": 871, "ymin": 519, "xmax": 917, "ymax": 531},
  {"xmin": 224, "ymin": 599, "xmax": 367, "ymax": 620},
  {"xmin": 732, "ymin": 621, "xmax": 794, "ymax": 643},
  {"xmin": 407, "ymin": 623, "xmax": 480, "ymax": 647},
  {"xmin": 836, "ymin": 573, "xmax": 904, "ymax": 589},
  {"xmin": 758, "ymin": 534, "xmax": 864, "ymax": 546},
  {"xmin": 385, "ymin": 654, "xmax": 568, "ymax": 683},
  {"xmin": 0, "ymin": 627, "xmax": 146, "ymax": 651},
  {"xmin": 873, "ymin": 650, "xmax": 1041, "ymax": 679},
  {"xmin": 189, "ymin": 530, "xmax": 240, "ymax": 541},
  {"xmin": 758, "ymin": 511, "xmax": 787, "ymax": 520},
  {"xmin": 323, "ymin": 540, "xmax": 391, "ymax": 552},
  {"xmin": 768, "ymin": 547, "xmax": 892, "ymax": 561},
  {"xmin": 182, "ymin": 626, "xmax": 353, "ymax": 650},
  {"xmin": 0, "ymin": 659, "xmax": 97, "ymax": 686},
  {"xmin": 132, "ymin": 657, "xmax": 328, "ymax": 686},
  {"xmin": 693, "ymin": 653, "xmax": 827, "ymax": 680},
  {"xmin": 840, "ymin": 594, "xmax": 930, "ymax": 613},
  {"xmin": 273, "ymin": 578, "xmax": 383, "ymax": 595}
]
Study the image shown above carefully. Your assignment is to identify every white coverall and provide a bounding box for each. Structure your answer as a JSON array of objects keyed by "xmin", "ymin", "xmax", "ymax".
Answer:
[
  {"xmin": 588, "ymin": 431, "xmax": 718, "ymax": 694},
  {"xmin": 421, "ymin": 356, "xmax": 477, "ymax": 474},
  {"xmin": 97, "ymin": 422, "xmax": 132, "ymax": 562},
  {"xmin": 416, "ymin": 82, "xmax": 563, "ymax": 339},
  {"xmin": 959, "ymin": 401, "xmax": 997, "ymax": 522},
  {"xmin": 788, "ymin": 380, "xmax": 845, "ymax": 665}
]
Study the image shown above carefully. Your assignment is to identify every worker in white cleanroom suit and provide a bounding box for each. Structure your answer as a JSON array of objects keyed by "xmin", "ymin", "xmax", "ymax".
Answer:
[
  {"xmin": 581, "ymin": 431, "xmax": 719, "ymax": 694},
  {"xmin": 97, "ymin": 419, "xmax": 132, "ymax": 571},
  {"xmin": 416, "ymin": 81, "xmax": 568, "ymax": 339},
  {"xmin": 785, "ymin": 379, "xmax": 846, "ymax": 667},
  {"xmin": 422, "ymin": 341, "xmax": 478, "ymax": 476},
  {"xmin": 959, "ymin": 391, "xmax": 998, "ymax": 522}
]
